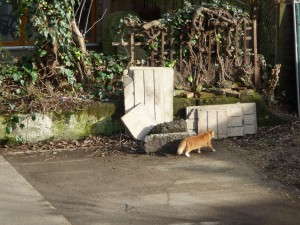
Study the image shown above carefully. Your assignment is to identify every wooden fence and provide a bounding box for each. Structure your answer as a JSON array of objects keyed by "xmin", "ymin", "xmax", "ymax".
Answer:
[{"xmin": 113, "ymin": 9, "xmax": 259, "ymax": 89}]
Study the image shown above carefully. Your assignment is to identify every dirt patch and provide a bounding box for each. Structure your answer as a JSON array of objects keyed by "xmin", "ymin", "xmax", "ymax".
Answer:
[{"xmin": 225, "ymin": 119, "xmax": 300, "ymax": 199}]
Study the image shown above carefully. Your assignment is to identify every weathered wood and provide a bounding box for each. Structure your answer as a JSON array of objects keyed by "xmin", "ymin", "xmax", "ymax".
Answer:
[
  {"xmin": 235, "ymin": 26, "xmax": 239, "ymax": 64},
  {"xmin": 252, "ymin": 6, "xmax": 260, "ymax": 89},
  {"xmin": 142, "ymin": 20, "xmax": 161, "ymax": 30},
  {"xmin": 243, "ymin": 21, "xmax": 248, "ymax": 64},
  {"xmin": 130, "ymin": 32, "xmax": 135, "ymax": 63},
  {"xmin": 208, "ymin": 31, "xmax": 213, "ymax": 75},
  {"xmin": 161, "ymin": 30, "xmax": 165, "ymax": 65},
  {"xmin": 170, "ymin": 26, "xmax": 174, "ymax": 62}
]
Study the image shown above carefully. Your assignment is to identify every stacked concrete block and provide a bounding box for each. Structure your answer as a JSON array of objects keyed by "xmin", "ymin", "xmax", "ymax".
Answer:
[
  {"xmin": 121, "ymin": 67, "xmax": 174, "ymax": 140},
  {"xmin": 186, "ymin": 103, "xmax": 257, "ymax": 138}
]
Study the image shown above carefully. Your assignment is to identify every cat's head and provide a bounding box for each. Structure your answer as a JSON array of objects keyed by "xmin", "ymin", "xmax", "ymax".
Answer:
[{"xmin": 208, "ymin": 129, "xmax": 215, "ymax": 138}]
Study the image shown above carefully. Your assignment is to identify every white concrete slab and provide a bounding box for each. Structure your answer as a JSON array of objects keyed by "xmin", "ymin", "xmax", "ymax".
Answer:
[
  {"xmin": 186, "ymin": 103, "xmax": 257, "ymax": 138},
  {"xmin": 121, "ymin": 103, "xmax": 157, "ymax": 140}
]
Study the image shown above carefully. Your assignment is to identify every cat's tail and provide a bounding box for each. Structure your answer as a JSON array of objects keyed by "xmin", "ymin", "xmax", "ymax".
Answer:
[{"xmin": 177, "ymin": 140, "xmax": 186, "ymax": 155}]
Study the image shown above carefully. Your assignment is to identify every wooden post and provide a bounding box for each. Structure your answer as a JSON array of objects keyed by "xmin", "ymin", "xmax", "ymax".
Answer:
[
  {"xmin": 130, "ymin": 32, "xmax": 135, "ymax": 64},
  {"xmin": 151, "ymin": 40, "xmax": 155, "ymax": 66},
  {"xmin": 179, "ymin": 34, "xmax": 183, "ymax": 72},
  {"xmin": 235, "ymin": 27, "xmax": 239, "ymax": 65},
  {"xmin": 208, "ymin": 31, "xmax": 212, "ymax": 75},
  {"xmin": 170, "ymin": 26, "xmax": 174, "ymax": 62},
  {"xmin": 243, "ymin": 20, "xmax": 248, "ymax": 65},
  {"xmin": 252, "ymin": 5, "xmax": 260, "ymax": 89},
  {"xmin": 161, "ymin": 30, "xmax": 165, "ymax": 66}
]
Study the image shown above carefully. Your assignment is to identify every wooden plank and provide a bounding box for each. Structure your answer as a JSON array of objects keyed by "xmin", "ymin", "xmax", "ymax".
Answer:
[
  {"xmin": 112, "ymin": 42, "xmax": 145, "ymax": 46},
  {"xmin": 235, "ymin": 26, "xmax": 239, "ymax": 64},
  {"xmin": 253, "ymin": 15, "xmax": 260, "ymax": 89},
  {"xmin": 243, "ymin": 21, "xmax": 248, "ymax": 64},
  {"xmin": 170, "ymin": 26, "xmax": 174, "ymax": 62},
  {"xmin": 208, "ymin": 31, "xmax": 212, "ymax": 74},
  {"xmin": 161, "ymin": 30, "xmax": 165, "ymax": 65},
  {"xmin": 130, "ymin": 32, "xmax": 135, "ymax": 62}
]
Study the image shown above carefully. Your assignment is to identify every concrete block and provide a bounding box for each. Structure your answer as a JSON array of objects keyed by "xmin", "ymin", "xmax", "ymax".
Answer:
[
  {"xmin": 186, "ymin": 103, "xmax": 257, "ymax": 138},
  {"xmin": 228, "ymin": 116, "xmax": 243, "ymax": 127},
  {"xmin": 228, "ymin": 126, "xmax": 244, "ymax": 136},
  {"xmin": 240, "ymin": 102, "xmax": 256, "ymax": 114},
  {"xmin": 121, "ymin": 104, "xmax": 157, "ymax": 140},
  {"xmin": 143, "ymin": 131, "xmax": 196, "ymax": 154},
  {"xmin": 244, "ymin": 114, "xmax": 256, "ymax": 125},
  {"xmin": 197, "ymin": 110, "xmax": 228, "ymax": 139}
]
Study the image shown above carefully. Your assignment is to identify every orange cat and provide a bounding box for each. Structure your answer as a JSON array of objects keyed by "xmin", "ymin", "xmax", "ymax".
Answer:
[{"xmin": 177, "ymin": 130, "xmax": 216, "ymax": 157}]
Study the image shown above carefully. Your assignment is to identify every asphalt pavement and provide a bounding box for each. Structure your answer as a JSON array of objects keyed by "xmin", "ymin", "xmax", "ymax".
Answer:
[{"xmin": 1, "ymin": 141, "xmax": 300, "ymax": 225}]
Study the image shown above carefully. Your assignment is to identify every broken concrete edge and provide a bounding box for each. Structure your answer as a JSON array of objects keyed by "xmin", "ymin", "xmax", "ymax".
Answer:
[{"xmin": 142, "ymin": 131, "xmax": 196, "ymax": 154}]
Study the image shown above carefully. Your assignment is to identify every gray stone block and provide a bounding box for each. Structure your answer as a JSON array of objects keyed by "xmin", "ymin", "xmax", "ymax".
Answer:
[
  {"xmin": 143, "ymin": 132, "xmax": 196, "ymax": 154},
  {"xmin": 148, "ymin": 119, "xmax": 187, "ymax": 134}
]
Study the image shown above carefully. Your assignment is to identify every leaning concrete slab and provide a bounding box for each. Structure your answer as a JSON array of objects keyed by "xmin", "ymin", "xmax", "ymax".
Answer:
[
  {"xmin": 143, "ymin": 131, "xmax": 196, "ymax": 154},
  {"xmin": 121, "ymin": 104, "xmax": 157, "ymax": 140},
  {"xmin": 0, "ymin": 155, "xmax": 71, "ymax": 225}
]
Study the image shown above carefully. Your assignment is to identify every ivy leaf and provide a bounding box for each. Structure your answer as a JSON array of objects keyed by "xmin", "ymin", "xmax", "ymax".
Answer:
[
  {"xmin": 31, "ymin": 115, "xmax": 37, "ymax": 121},
  {"xmin": 187, "ymin": 76, "xmax": 193, "ymax": 83},
  {"xmin": 39, "ymin": 50, "xmax": 47, "ymax": 57},
  {"xmin": 6, "ymin": 126, "xmax": 13, "ymax": 134},
  {"xmin": 106, "ymin": 85, "xmax": 113, "ymax": 91}
]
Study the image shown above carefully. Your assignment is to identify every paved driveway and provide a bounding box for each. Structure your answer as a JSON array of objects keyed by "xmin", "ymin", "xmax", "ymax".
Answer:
[{"xmin": 4, "ymin": 141, "xmax": 300, "ymax": 225}]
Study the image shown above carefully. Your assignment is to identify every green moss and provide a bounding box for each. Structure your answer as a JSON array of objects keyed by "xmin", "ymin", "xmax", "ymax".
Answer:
[
  {"xmin": 51, "ymin": 101, "xmax": 124, "ymax": 139},
  {"xmin": 91, "ymin": 118, "xmax": 123, "ymax": 136}
]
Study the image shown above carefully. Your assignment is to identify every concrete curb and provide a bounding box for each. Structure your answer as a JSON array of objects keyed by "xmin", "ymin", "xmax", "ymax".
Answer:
[{"xmin": 0, "ymin": 155, "xmax": 72, "ymax": 225}]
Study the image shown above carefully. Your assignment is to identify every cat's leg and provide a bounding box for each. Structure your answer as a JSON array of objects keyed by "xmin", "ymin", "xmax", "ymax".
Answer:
[
  {"xmin": 197, "ymin": 148, "xmax": 201, "ymax": 154},
  {"xmin": 208, "ymin": 142, "xmax": 216, "ymax": 152},
  {"xmin": 185, "ymin": 151, "xmax": 191, "ymax": 157}
]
